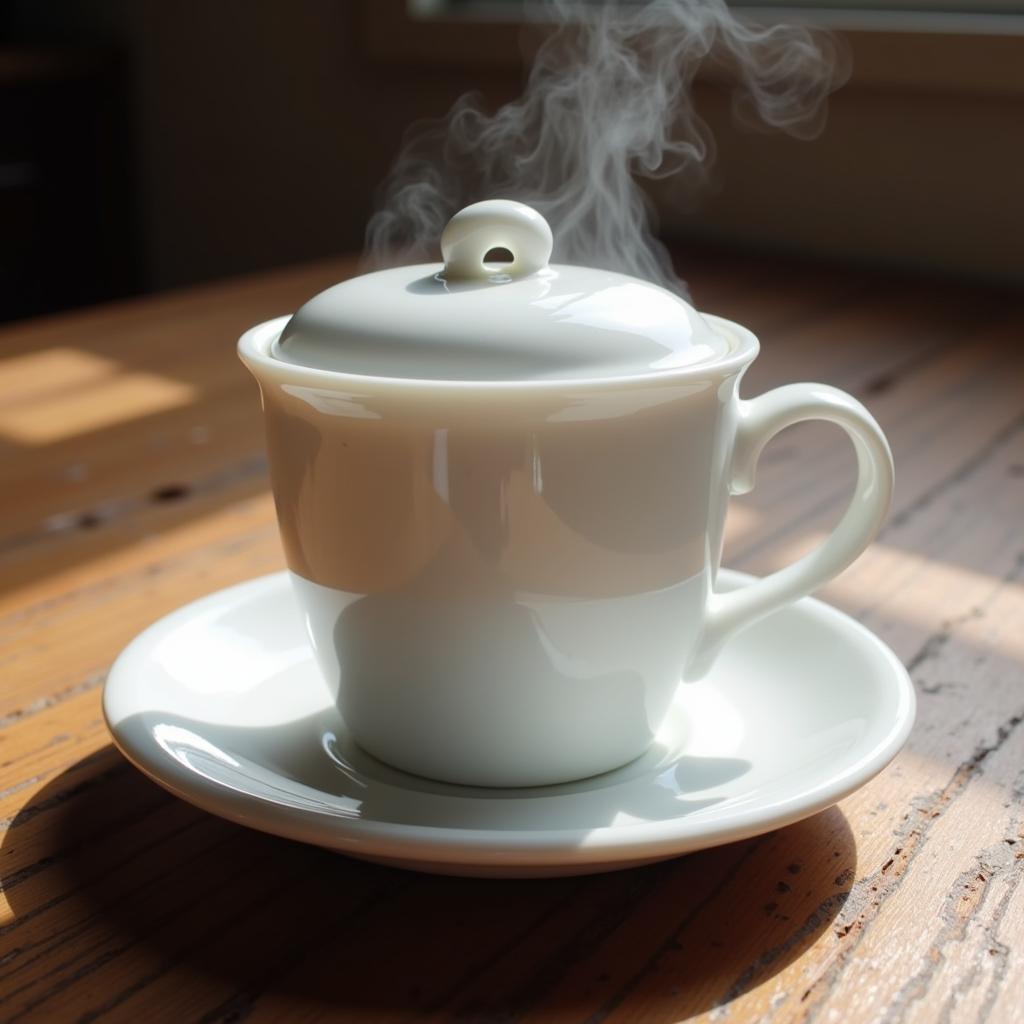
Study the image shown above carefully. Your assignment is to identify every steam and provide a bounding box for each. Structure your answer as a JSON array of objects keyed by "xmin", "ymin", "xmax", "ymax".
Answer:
[{"xmin": 364, "ymin": 0, "xmax": 843, "ymax": 293}]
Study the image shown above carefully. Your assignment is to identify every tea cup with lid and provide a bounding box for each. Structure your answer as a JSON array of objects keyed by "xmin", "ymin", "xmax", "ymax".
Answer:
[{"xmin": 238, "ymin": 199, "xmax": 893, "ymax": 788}]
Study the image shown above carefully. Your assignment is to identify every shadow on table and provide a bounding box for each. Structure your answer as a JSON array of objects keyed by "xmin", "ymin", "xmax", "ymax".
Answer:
[{"xmin": 2, "ymin": 752, "xmax": 856, "ymax": 1021}]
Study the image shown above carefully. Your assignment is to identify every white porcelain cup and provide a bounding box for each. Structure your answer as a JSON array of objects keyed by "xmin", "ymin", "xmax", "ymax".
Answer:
[{"xmin": 239, "ymin": 313, "xmax": 893, "ymax": 788}]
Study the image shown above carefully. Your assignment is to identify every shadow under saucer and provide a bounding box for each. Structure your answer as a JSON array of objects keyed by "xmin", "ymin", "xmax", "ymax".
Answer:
[{"xmin": 1, "ymin": 752, "xmax": 856, "ymax": 1021}]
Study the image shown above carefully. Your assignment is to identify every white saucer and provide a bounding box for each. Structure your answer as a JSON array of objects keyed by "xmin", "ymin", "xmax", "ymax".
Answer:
[{"xmin": 103, "ymin": 571, "xmax": 914, "ymax": 877}]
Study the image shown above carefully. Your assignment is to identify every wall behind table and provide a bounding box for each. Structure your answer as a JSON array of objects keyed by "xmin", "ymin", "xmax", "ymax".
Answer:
[
  {"xmin": 660, "ymin": 81, "xmax": 1024, "ymax": 285},
  {"xmin": 10, "ymin": 2, "xmax": 1023, "ymax": 297},
  {"xmin": 9, "ymin": 0, "xmax": 518, "ymax": 294}
]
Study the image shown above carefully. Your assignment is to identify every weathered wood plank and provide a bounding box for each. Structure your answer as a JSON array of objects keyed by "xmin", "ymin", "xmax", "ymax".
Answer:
[{"xmin": 0, "ymin": 255, "xmax": 1021, "ymax": 1023}]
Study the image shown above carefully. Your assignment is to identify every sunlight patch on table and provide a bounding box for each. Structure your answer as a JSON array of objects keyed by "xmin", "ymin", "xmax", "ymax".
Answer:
[
  {"xmin": 771, "ymin": 533, "xmax": 1024, "ymax": 662},
  {"xmin": 0, "ymin": 372, "xmax": 197, "ymax": 444},
  {"xmin": 0, "ymin": 347, "xmax": 120, "ymax": 403}
]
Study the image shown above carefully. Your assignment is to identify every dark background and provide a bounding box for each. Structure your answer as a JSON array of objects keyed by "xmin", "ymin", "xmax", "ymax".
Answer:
[
  {"xmin": 3, "ymin": 0, "xmax": 1023, "ymax": 322},
  {"xmin": 2, "ymin": 1, "xmax": 496, "ymax": 319}
]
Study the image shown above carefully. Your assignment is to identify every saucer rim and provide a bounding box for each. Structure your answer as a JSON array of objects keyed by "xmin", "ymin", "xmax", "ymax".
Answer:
[{"xmin": 104, "ymin": 570, "xmax": 915, "ymax": 869}]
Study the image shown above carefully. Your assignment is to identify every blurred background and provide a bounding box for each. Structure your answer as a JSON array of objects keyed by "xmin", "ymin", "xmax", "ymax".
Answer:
[{"xmin": 2, "ymin": 0, "xmax": 1022, "ymax": 323}]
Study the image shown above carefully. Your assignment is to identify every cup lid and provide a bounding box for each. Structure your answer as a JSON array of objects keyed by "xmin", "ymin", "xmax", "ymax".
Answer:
[{"xmin": 272, "ymin": 199, "xmax": 729, "ymax": 382}]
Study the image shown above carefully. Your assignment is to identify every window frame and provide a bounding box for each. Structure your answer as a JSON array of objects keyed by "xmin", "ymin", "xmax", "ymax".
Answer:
[{"xmin": 364, "ymin": 0, "xmax": 1024, "ymax": 97}]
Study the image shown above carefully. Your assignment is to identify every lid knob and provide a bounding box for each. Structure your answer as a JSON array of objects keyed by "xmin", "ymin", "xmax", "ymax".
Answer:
[{"xmin": 441, "ymin": 200, "xmax": 553, "ymax": 282}]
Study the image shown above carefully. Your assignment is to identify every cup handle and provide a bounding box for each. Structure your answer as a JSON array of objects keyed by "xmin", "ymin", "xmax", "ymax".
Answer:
[{"xmin": 689, "ymin": 382, "xmax": 894, "ymax": 678}]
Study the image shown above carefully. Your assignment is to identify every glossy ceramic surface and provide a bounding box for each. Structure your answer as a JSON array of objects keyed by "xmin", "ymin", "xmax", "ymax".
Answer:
[
  {"xmin": 240, "ymin": 200, "xmax": 895, "ymax": 787},
  {"xmin": 274, "ymin": 200, "xmax": 726, "ymax": 381},
  {"xmin": 240, "ymin": 306, "xmax": 893, "ymax": 786},
  {"xmin": 103, "ymin": 571, "xmax": 915, "ymax": 878}
]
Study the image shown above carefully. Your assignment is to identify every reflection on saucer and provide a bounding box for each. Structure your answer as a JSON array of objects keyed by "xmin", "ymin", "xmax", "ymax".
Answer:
[{"xmin": 105, "ymin": 571, "xmax": 914, "ymax": 877}]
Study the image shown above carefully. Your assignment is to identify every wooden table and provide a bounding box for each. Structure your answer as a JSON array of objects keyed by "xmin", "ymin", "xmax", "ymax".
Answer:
[{"xmin": 1, "ymin": 251, "xmax": 1022, "ymax": 1023}]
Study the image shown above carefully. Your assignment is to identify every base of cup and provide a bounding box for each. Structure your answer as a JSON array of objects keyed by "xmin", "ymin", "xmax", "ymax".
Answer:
[
  {"xmin": 348, "ymin": 729, "xmax": 655, "ymax": 789},
  {"xmin": 289, "ymin": 570, "xmax": 695, "ymax": 790}
]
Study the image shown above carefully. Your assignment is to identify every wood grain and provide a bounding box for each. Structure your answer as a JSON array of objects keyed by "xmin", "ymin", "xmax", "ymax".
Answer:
[{"xmin": 1, "ymin": 251, "xmax": 1021, "ymax": 1023}]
